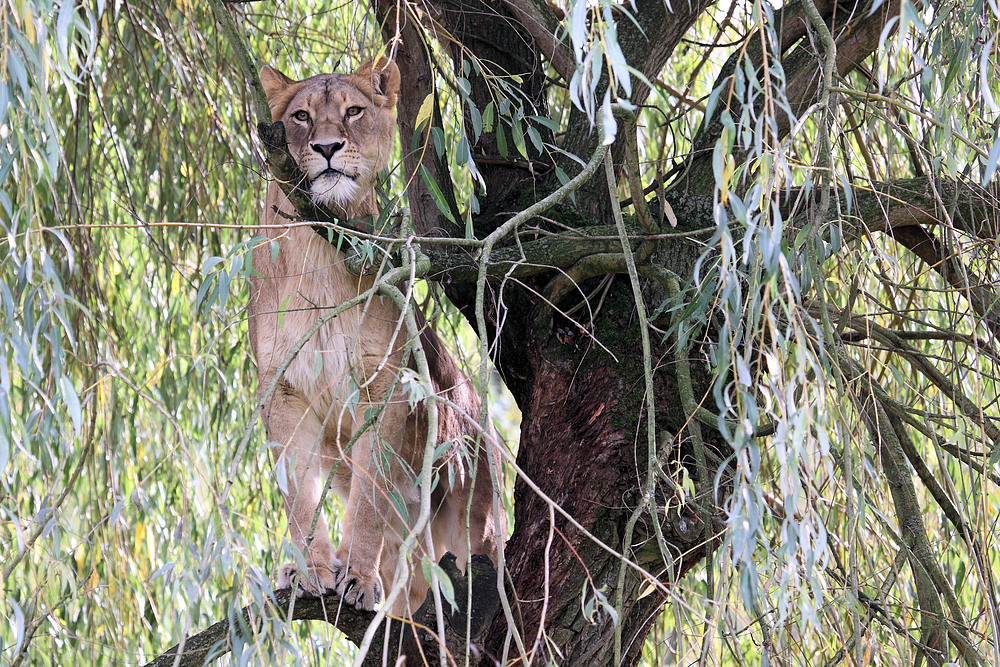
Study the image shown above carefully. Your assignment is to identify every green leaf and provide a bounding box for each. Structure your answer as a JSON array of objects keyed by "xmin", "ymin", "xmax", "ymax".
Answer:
[
  {"xmin": 527, "ymin": 126, "xmax": 543, "ymax": 154},
  {"xmin": 528, "ymin": 114, "xmax": 560, "ymax": 132},
  {"xmin": 431, "ymin": 126, "xmax": 445, "ymax": 157},
  {"xmin": 389, "ymin": 491, "xmax": 409, "ymax": 524},
  {"xmin": 456, "ymin": 136, "xmax": 470, "ymax": 164},
  {"xmin": 496, "ymin": 123, "xmax": 508, "ymax": 159},
  {"xmin": 421, "ymin": 559, "xmax": 457, "ymax": 613},
  {"xmin": 58, "ymin": 376, "xmax": 81, "ymax": 433},
  {"xmin": 511, "ymin": 117, "xmax": 527, "ymax": 158},
  {"xmin": 420, "ymin": 165, "xmax": 457, "ymax": 224},
  {"xmin": 467, "ymin": 100, "xmax": 482, "ymax": 140},
  {"xmin": 482, "ymin": 102, "xmax": 495, "ymax": 133},
  {"xmin": 277, "ymin": 293, "xmax": 291, "ymax": 329}
]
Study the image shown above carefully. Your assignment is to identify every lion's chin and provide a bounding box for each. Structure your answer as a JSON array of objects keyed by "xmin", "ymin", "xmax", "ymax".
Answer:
[{"xmin": 310, "ymin": 172, "xmax": 361, "ymax": 211}]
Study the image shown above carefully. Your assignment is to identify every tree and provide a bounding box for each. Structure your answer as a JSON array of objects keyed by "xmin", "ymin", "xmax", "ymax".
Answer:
[{"xmin": 2, "ymin": 0, "xmax": 999, "ymax": 665}]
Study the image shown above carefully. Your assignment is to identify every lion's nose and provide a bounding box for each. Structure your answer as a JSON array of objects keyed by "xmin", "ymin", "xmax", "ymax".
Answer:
[{"xmin": 311, "ymin": 142, "xmax": 344, "ymax": 161}]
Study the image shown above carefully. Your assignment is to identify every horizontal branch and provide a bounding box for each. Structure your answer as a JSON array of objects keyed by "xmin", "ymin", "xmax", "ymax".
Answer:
[
  {"xmin": 144, "ymin": 554, "xmax": 499, "ymax": 667},
  {"xmin": 426, "ymin": 222, "xmax": 651, "ymax": 282},
  {"xmin": 849, "ymin": 177, "xmax": 998, "ymax": 239},
  {"xmin": 143, "ymin": 590, "xmax": 373, "ymax": 667}
]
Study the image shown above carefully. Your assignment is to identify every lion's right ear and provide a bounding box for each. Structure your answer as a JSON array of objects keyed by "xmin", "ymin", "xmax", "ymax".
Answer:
[
  {"xmin": 260, "ymin": 65, "xmax": 295, "ymax": 98},
  {"xmin": 259, "ymin": 65, "xmax": 300, "ymax": 121}
]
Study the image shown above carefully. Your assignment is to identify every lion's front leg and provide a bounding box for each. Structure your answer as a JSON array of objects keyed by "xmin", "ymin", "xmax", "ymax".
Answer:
[
  {"xmin": 274, "ymin": 457, "xmax": 341, "ymax": 597},
  {"xmin": 333, "ymin": 474, "xmax": 387, "ymax": 611},
  {"xmin": 264, "ymin": 386, "xmax": 342, "ymax": 597},
  {"xmin": 333, "ymin": 402, "xmax": 413, "ymax": 612}
]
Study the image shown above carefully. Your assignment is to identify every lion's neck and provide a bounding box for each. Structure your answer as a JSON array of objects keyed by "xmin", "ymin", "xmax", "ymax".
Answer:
[{"xmin": 261, "ymin": 183, "xmax": 379, "ymax": 237}]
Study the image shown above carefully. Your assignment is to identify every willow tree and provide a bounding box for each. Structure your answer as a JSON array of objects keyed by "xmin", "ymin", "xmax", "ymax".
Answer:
[{"xmin": 3, "ymin": 0, "xmax": 999, "ymax": 665}]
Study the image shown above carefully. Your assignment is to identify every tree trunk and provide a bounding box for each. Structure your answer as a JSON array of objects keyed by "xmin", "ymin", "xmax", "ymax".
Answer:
[
  {"xmin": 478, "ymin": 276, "xmax": 714, "ymax": 664},
  {"xmin": 372, "ymin": 0, "xmax": 729, "ymax": 660}
]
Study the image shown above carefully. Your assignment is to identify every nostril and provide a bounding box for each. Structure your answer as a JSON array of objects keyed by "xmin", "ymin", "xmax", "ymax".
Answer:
[{"xmin": 311, "ymin": 142, "xmax": 345, "ymax": 161}]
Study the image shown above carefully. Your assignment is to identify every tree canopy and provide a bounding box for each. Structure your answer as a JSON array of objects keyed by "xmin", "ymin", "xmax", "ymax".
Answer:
[{"xmin": 2, "ymin": 0, "xmax": 1000, "ymax": 665}]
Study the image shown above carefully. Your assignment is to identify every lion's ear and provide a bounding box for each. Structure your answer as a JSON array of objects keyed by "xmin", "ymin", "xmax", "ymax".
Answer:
[
  {"xmin": 259, "ymin": 66, "xmax": 295, "ymax": 99},
  {"xmin": 352, "ymin": 57, "xmax": 400, "ymax": 108},
  {"xmin": 259, "ymin": 65, "xmax": 302, "ymax": 121}
]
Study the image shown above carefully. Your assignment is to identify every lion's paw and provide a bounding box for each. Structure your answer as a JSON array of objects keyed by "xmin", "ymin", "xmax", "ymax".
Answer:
[
  {"xmin": 333, "ymin": 563, "xmax": 382, "ymax": 611},
  {"xmin": 275, "ymin": 557, "xmax": 340, "ymax": 598}
]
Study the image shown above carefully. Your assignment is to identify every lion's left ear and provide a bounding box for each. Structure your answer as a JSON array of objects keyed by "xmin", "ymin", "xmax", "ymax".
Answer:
[{"xmin": 352, "ymin": 57, "xmax": 401, "ymax": 108}]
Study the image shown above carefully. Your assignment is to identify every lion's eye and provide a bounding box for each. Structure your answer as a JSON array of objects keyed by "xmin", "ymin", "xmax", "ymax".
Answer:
[
  {"xmin": 346, "ymin": 106, "xmax": 364, "ymax": 118},
  {"xmin": 292, "ymin": 110, "xmax": 311, "ymax": 122}
]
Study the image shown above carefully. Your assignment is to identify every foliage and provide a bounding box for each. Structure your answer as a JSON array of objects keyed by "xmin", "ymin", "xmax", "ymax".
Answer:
[{"xmin": 2, "ymin": 0, "xmax": 1000, "ymax": 665}]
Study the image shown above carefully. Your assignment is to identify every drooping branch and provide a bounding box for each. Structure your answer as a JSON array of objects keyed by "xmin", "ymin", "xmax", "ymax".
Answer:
[
  {"xmin": 682, "ymin": 0, "xmax": 900, "ymax": 192},
  {"xmin": 841, "ymin": 353, "xmax": 988, "ymax": 666},
  {"xmin": 818, "ymin": 306, "xmax": 1000, "ymax": 445},
  {"xmin": 143, "ymin": 554, "xmax": 500, "ymax": 667},
  {"xmin": 207, "ymin": 0, "xmax": 269, "ymax": 124}
]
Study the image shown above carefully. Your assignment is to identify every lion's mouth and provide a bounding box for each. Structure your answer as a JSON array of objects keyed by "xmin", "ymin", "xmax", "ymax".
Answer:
[
  {"xmin": 316, "ymin": 167, "xmax": 357, "ymax": 180},
  {"xmin": 309, "ymin": 168, "xmax": 362, "ymax": 208}
]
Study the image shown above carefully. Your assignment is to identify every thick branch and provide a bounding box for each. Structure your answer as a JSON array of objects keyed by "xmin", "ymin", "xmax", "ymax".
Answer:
[
  {"xmin": 427, "ymin": 222, "xmax": 650, "ymax": 282},
  {"xmin": 143, "ymin": 554, "xmax": 499, "ymax": 667},
  {"xmin": 500, "ymin": 0, "xmax": 574, "ymax": 81},
  {"xmin": 208, "ymin": 0, "xmax": 269, "ymax": 124},
  {"xmin": 144, "ymin": 590, "xmax": 373, "ymax": 667},
  {"xmin": 849, "ymin": 177, "xmax": 998, "ymax": 239}
]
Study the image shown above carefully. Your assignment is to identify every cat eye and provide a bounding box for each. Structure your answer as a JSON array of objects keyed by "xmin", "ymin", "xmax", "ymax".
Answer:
[
  {"xmin": 292, "ymin": 110, "xmax": 310, "ymax": 122},
  {"xmin": 346, "ymin": 106, "xmax": 364, "ymax": 118}
]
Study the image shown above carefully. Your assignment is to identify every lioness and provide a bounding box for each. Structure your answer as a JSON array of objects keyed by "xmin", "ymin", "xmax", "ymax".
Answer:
[{"xmin": 249, "ymin": 57, "xmax": 499, "ymax": 614}]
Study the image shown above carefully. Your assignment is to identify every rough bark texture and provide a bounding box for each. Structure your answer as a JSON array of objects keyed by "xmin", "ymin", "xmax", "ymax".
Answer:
[
  {"xmin": 481, "ymin": 293, "xmax": 714, "ymax": 665},
  {"xmin": 365, "ymin": 0, "xmax": 901, "ymax": 664}
]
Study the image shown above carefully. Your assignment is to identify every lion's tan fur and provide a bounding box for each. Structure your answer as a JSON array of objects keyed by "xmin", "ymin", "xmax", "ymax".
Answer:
[{"xmin": 247, "ymin": 58, "xmax": 499, "ymax": 615}]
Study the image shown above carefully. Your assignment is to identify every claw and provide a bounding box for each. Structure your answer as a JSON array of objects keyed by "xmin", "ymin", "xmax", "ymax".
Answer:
[
  {"xmin": 331, "ymin": 563, "xmax": 382, "ymax": 610},
  {"xmin": 274, "ymin": 559, "xmax": 339, "ymax": 598}
]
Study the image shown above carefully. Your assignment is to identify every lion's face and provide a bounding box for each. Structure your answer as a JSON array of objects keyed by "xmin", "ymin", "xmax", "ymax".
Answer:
[{"xmin": 260, "ymin": 58, "xmax": 400, "ymax": 211}]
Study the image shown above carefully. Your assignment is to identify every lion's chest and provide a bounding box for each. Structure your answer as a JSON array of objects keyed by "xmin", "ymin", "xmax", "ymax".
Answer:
[{"xmin": 250, "ymin": 229, "xmax": 397, "ymax": 418}]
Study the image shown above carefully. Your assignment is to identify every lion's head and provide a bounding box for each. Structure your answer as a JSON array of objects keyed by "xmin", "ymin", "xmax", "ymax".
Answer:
[{"xmin": 259, "ymin": 58, "xmax": 400, "ymax": 212}]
